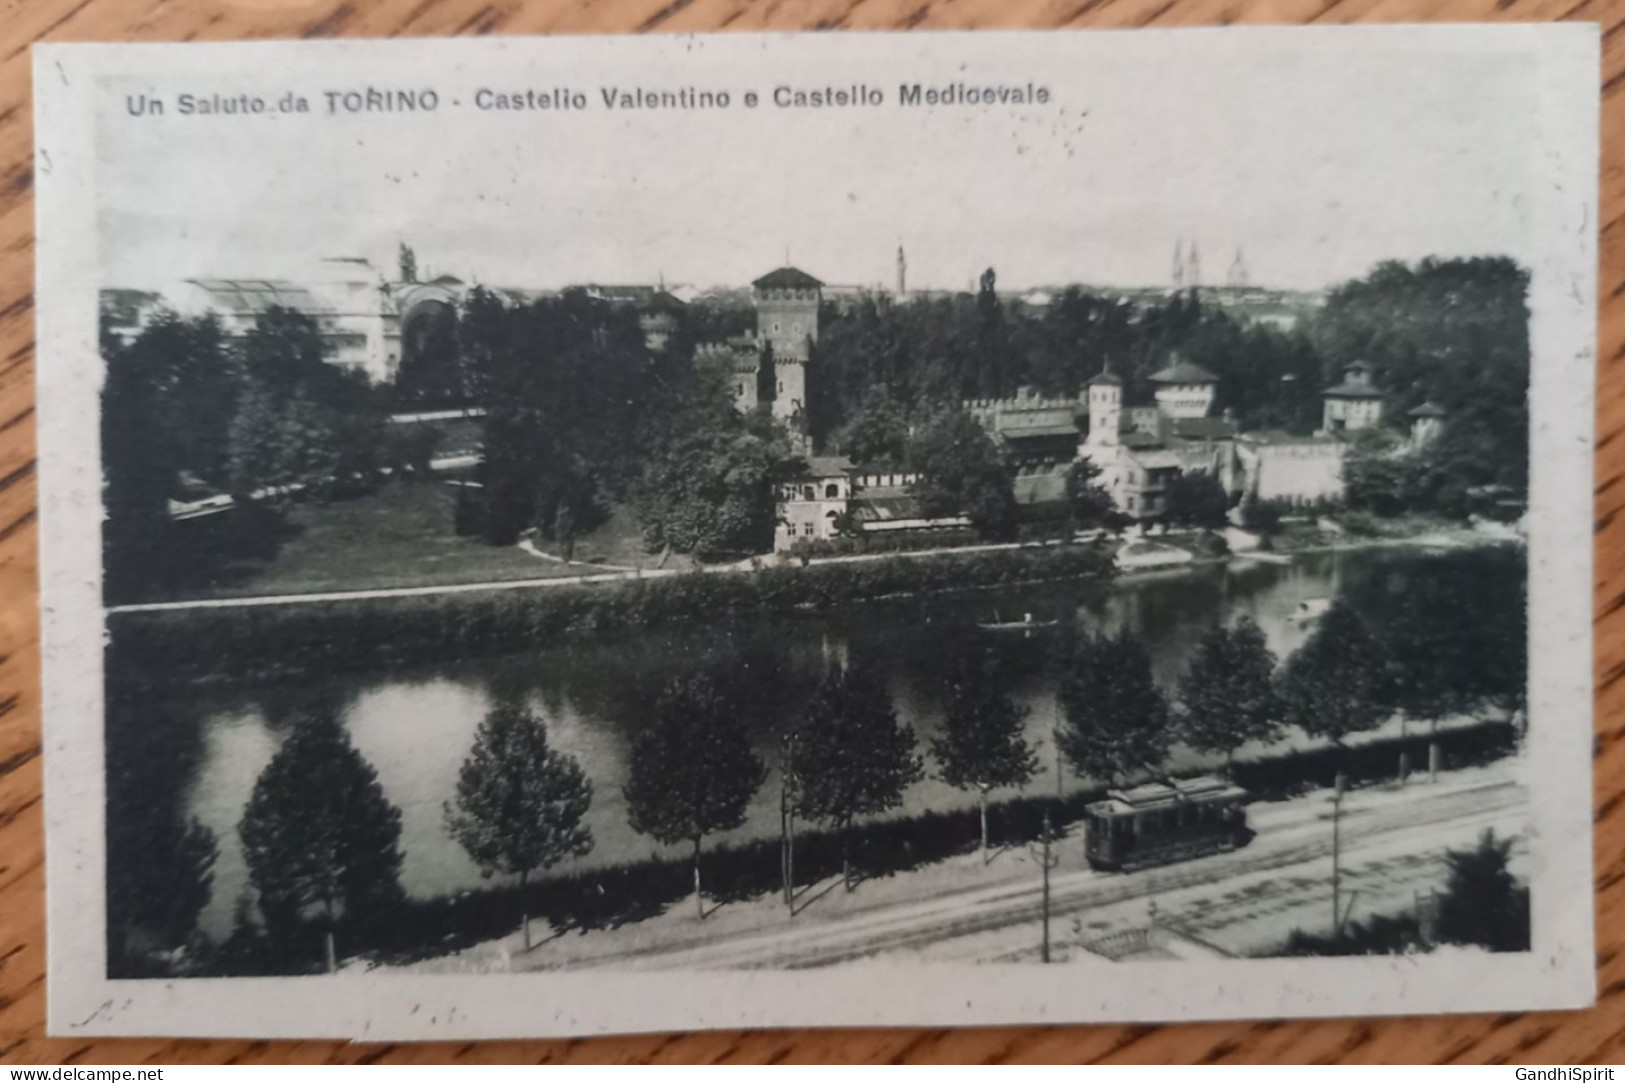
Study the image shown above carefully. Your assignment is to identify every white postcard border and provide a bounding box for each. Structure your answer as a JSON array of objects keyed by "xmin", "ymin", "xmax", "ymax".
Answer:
[{"xmin": 34, "ymin": 25, "xmax": 1599, "ymax": 1039}]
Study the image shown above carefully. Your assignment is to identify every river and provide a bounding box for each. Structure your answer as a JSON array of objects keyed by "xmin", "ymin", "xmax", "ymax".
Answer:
[{"xmin": 109, "ymin": 542, "xmax": 1525, "ymax": 941}]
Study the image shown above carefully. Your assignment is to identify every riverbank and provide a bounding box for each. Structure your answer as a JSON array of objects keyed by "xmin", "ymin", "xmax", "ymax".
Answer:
[{"xmin": 106, "ymin": 541, "xmax": 1119, "ymax": 686}]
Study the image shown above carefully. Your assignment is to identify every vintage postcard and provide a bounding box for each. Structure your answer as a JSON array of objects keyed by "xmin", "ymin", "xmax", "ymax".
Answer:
[{"xmin": 34, "ymin": 25, "xmax": 1598, "ymax": 1039}]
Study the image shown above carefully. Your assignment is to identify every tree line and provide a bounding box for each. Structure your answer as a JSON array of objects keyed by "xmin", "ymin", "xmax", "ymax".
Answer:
[
  {"xmin": 115, "ymin": 548, "xmax": 1523, "ymax": 974},
  {"xmin": 100, "ymin": 256, "xmax": 1530, "ymax": 598}
]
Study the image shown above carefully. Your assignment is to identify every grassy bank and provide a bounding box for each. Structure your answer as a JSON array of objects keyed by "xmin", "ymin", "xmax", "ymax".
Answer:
[{"xmin": 108, "ymin": 542, "xmax": 1118, "ymax": 687}]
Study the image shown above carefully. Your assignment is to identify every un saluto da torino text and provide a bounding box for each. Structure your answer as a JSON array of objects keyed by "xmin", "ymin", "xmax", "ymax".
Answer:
[{"xmin": 125, "ymin": 82, "xmax": 1055, "ymax": 118}]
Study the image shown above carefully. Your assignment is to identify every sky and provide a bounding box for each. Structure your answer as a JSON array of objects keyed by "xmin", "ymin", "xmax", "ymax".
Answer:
[{"xmin": 94, "ymin": 31, "xmax": 1539, "ymax": 295}]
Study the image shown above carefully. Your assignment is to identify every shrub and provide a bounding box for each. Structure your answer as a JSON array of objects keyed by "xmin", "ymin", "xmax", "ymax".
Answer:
[{"xmin": 1337, "ymin": 511, "xmax": 1380, "ymax": 537}]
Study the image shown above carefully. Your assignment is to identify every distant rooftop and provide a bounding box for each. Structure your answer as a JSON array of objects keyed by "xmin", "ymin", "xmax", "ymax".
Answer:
[
  {"xmin": 796, "ymin": 455, "xmax": 854, "ymax": 477},
  {"xmin": 1408, "ymin": 401, "xmax": 1447, "ymax": 418},
  {"xmin": 1322, "ymin": 381, "xmax": 1385, "ymax": 400},
  {"xmin": 752, "ymin": 267, "xmax": 824, "ymax": 291},
  {"xmin": 1149, "ymin": 357, "xmax": 1218, "ymax": 385}
]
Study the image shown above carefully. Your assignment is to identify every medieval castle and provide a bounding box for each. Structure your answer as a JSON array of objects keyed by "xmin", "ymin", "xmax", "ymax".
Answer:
[{"xmin": 102, "ymin": 247, "xmax": 1446, "ymax": 556}]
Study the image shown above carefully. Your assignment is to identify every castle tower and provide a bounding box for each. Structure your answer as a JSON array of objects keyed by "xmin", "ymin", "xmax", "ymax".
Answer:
[
  {"xmin": 896, "ymin": 245, "xmax": 907, "ymax": 297},
  {"xmin": 1408, "ymin": 401, "xmax": 1446, "ymax": 448},
  {"xmin": 1085, "ymin": 365, "xmax": 1122, "ymax": 448},
  {"xmin": 1149, "ymin": 353, "xmax": 1218, "ymax": 419},
  {"xmin": 752, "ymin": 266, "xmax": 823, "ymax": 423},
  {"xmin": 1321, "ymin": 360, "xmax": 1386, "ymax": 433}
]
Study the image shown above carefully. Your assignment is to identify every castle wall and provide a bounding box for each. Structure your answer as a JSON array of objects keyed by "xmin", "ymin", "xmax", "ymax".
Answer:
[
  {"xmin": 1153, "ymin": 382, "xmax": 1215, "ymax": 420},
  {"xmin": 1323, "ymin": 396, "xmax": 1384, "ymax": 433},
  {"xmin": 1237, "ymin": 440, "xmax": 1347, "ymax": 503}
]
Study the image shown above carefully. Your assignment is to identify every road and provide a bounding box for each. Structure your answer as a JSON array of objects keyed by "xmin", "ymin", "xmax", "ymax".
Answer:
[{"xmin": 536, "ymin": 762, "xmax": 1525, "ymax": 972}]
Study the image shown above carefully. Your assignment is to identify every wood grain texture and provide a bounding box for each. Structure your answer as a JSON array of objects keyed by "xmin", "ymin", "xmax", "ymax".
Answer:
[{"xmin": 0, "ymin": 0, "xmax": 1619, "ymax": 1064}]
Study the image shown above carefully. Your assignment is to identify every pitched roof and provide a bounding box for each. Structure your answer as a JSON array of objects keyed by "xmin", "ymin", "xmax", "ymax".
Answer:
[
  {"xmin": 1149, "ymin": 357, "xmax": 1218, "ymax": 384},
  {"xmin": 1085, "ymin": 368, "xmax": 1122, "ymax": 387},
  {"xmin": 800, "ymin": 455, "xmax": 854, "ymax": 477},
  {"xmin": 646, "ymin": 289, "xmax": 687, "ymax": 314},
  {"xmin": 752, "ymin": 267, "xmax": 824, "ymax": 291},
  {"xmin": 853, "ymin": 494, "xmax": 924, "ymax": 522},
  {"xmin": 1408, "ymin": 401, "xmax": 1447, "ymax": 418}
]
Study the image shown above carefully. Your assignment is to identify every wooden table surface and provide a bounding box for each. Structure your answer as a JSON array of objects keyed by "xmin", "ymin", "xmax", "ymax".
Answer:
[{"xmin": 0, "ymin": 0, "xmax": 1620, "ymax": 1065}]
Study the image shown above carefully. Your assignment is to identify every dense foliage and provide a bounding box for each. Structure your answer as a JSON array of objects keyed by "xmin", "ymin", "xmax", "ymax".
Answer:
[
  {"xmin": 238, "ymin": 713, "xmax": 404, "ymax": 966},
  {"xmin": 1056, "ymin": 630, "xmax": 1171, "ymax": 786},
  {"xmin": 1312, "ymin": 257, "xmax": 1530, "ymax": 496},
  {"xmin": 444, "ymin": 703, "xmax": 594, "ymax": 947},
  {"xmin": 1176, "ymin": 616, "xmax": 1281, "ymax": 769},
  {"xmin": 1275, "ymin": 601, "xmax": 1392, "ymax": 747},
  {"xmin": 906, "ymin": 408, "xmax": 1019, "ymax": 541},
  {"xmin": 792, "ymin": 664, "xmax": 924, "ymax": 890},
  {"xmin": 625, "ymin": 675, "xmax": 768, "ymax": 917},
  {"xmin": 930, "ymin": 652, "xmax": 1039, "ymax": 855}
]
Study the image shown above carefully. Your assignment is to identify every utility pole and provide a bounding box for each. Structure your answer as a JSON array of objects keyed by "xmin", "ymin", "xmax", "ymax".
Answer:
[
  {"xmin": 781, "ymin": 731, "xmax": 797, "ymax": 913},
  {"xmin": 1041, "ymin": 810, "xmax": 1055, "ymax": 963},
  {"xmin": 1027, "ymin": 806, "xmax": 1061, "ymax": 964},
  {"xmin": 1331, "ymin": 771, "xmax": 1346, "ymax": 939}
]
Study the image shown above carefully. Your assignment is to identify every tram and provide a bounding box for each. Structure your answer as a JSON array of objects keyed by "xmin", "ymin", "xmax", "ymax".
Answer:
[{"xmin": 1082, "ymin": 775, "xmax": 1253, "ymax": 872}]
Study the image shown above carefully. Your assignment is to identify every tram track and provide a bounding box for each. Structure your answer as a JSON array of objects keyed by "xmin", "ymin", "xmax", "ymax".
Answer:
[{"xmin": 561, "ymin": 770, "xmax": 1527, "ymax": 972}]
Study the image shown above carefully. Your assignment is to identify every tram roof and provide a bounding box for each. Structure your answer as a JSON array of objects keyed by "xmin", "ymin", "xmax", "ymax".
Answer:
[{"xmin": 1087, "ymin": 775, "xmax": 1248, "ymax": 817}]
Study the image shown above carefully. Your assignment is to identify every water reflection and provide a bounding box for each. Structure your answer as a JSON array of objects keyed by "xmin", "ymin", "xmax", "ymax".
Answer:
[{"xmin": 122, "ymin": 546, "xmax": 1514, "ymax": 940}]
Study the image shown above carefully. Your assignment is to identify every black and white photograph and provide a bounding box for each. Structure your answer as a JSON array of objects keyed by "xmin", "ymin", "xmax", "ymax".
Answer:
[{"xmin": 34, "ymin": 26, "xmax": 1597, "ymax": 1038}]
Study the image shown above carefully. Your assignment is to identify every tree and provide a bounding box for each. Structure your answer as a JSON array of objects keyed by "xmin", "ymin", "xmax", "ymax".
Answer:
[
  {"xmin": 1064, "ymin": 457, "xmax": 1119, "ymax": 535},
  {"xmin": 1342, "ymin": 444, "xmax": 1421, "ymax": 517},
  {"xmin": 1351, "ymin": 547, "xmax": 1527, "ymax": 778},
  {"xmin": 238, "ymin": 713, "xmax": 404, "ymax": 971},
  {"xmin": 227, "ymin": 307, "xmax": 386, "ymax": 500},
  {"xmin": 793, "ymin": 664, "xmax": 923, "ymax": 890},
  {"xmin": 444, "ymin": 704, "xmax": 594, "ymax": 949},
  {"xmin": 100, "ymin": 310, "xmax": 235, "ymax": 602},
  {"xmin": 625, "ymin": 675, "xmax": 767, "ymax": 918},
  {"xmin": 1436, "ymin": 829, "xmax": 1529, "ymax": 951},
  {"xmin": 1176, "ymin": 617, "xmax": 1280, "ymax": 774},
  {"xmin": 835, "ymin": 388, "xmax": 910, "ymax": 466},
  {"xmin": 1309, "ymin": 257, "xmax": 1530, "ymax": 495},
  {"xmin": 973, "ymin": 267, "xmax": 1019, "ymax": 397},
  {"xmin": 1165, "ymin": 470, "xmax": 1230, "ymax": 530},
  {"xmin": 463, "ymin": 288, "xmax": 648, "ymax": 546},
  {"xmin": 907, "ymin": 408, "xmax": 1018, "ymax": 541},
  {"xmin": 107, "ymin": 813, "xmax": 217, "ymax": 972},
  {"xmin": 1275, "ymin": 601, "xmax": 1391, "ymax": 750},
  {"xmin": 1057, "ymin": 631, "xmax": 1170, "ymax": 786},
  {"xmin": 630, "ymin": 369, "xmax": 793, "ymax": 557},
  {"xmin": 930, "ymin": 655, "xmax": 1038, "ymax": 857}
]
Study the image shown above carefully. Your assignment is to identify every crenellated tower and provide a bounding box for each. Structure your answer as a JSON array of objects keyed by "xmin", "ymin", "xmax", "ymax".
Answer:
[{"xmin": 752, "ymin": 266, "xmax": 823, "ymax": 423}]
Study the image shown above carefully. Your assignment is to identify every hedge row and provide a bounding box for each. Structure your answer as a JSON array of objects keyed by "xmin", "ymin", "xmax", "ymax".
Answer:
[{"xmin": 109, "ymin": 542, "xmax": 1118, "ymax": 687}]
